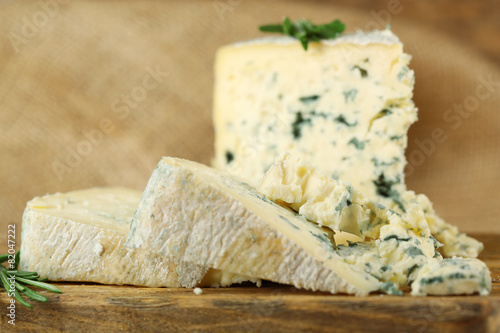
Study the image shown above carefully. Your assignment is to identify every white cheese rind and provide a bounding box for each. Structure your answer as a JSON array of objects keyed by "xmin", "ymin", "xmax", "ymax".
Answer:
[
  {"xmin": 228, "ymin": 29, "xmax": 401, "ymax": 48},
  {"xmin": 20, "ymin": 187, "xmax": 258, "ymax": 288},
  {"xmin": 126, "ymin": 157, "xmax": 381, "ymax": 296},
  {"xmin": 20, "ymin": 188, "xmax": 207, "ymax": 287}
]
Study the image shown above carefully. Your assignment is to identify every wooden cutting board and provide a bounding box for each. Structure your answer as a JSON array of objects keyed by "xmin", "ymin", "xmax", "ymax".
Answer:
[{"xmin": 1, "ymin": 233, "xmax": 499, "ymax": 332}]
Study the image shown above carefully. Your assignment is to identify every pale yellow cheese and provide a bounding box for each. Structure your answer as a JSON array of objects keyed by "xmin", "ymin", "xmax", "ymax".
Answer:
[
  {"xmin": 212, "ymin": 29, "xmax": 483, "ymax": 259},
  {"xmin": 213, "ymin": 30, "xmax": 414, "ymax": 202}
]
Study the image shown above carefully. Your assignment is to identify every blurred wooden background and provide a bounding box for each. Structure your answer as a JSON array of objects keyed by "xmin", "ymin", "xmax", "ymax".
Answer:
[{"xmin": 0, "ymin": 0, "xmax": 499, "ymax": 251}]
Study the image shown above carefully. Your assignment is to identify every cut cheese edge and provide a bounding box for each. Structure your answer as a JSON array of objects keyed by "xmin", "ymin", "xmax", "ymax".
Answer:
[
  {"xmin": 127, "ymin": 157, "xmax": 381, "ymax": 296},
  {"xmin": 20, "ymin": 187, "xmax": 258, "ymax": 287}
]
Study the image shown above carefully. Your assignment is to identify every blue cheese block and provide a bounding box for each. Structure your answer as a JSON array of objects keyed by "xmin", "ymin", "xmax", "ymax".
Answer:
[
  {"xmin": 20, "ymin": 188, "xmax": 258, "ymax": 288},
  {"xmin": 127, "ymin": 157, "xmax": 381, "ymax": 296},
  {"xmin": 213, "ymin": 29, "xmax": 414, "ymax": 200},
  {"xmin": 212, "ymin": 29, "xmax": 482, "ymax": 259}
]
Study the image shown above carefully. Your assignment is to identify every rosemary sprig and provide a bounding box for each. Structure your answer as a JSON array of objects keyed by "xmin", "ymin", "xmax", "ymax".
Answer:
[
  {"xmin": 1, "ymin": 250, "xmax": 62, "ymax": 308},
  {"xmin": 259, "ymin": 17, "xmax": 346, "ymax": 50}
]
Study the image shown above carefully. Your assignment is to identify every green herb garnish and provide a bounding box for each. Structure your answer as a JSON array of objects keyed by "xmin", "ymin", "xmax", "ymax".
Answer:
[
  {"xmin": 1, "ymin": 250, "xmax": 62, "ymax": 308},
  {"xmin": 259, "ymin": 17, "xmax": 346, "ymax": 50}
]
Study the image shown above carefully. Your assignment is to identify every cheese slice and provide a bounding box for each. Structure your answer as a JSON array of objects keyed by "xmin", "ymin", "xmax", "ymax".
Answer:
[
  {"xmin": 258, "ymin": 153, "xmax": 491, "ymax": 295},
  {"xmin": 212, "ymin": 29, "xmax": 482, "ymax": 258},
  {"xmin": 20, "ymin": 187, "xmax": 258, "ymax": 287},
  {"xmin": 126, "ymin": 157, "xmax": 381, "ymax": 296}
]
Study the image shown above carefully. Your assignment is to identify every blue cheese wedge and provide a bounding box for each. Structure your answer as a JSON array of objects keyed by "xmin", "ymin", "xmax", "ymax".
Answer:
[
  {"xmin": 126, "ymin": 157, "xmax": 381, "ymax": 296},
  {"xmin": 212, "ymin": 29, "xmax": 482, "ymax": 258},
  {"xmin": 20, "ymin": 187, "xmax": 258, "ymax": 288},
  {"xmin": 258, "ymin": 153, "xmax": 491, "ymax": 295}
]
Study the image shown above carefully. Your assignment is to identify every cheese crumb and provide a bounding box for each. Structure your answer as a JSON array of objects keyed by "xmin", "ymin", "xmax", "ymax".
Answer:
[
  {"xmin": 94, "ymin": 242, "xmax": 104, "ymax": 256},
  {"xmin": 193, "ymin": 287, "xmax": 203, "ymax": 295}
]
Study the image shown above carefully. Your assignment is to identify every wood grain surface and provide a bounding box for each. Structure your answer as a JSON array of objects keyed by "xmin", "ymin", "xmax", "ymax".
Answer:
[{"xmin": 0, "ymin": 233, "xmax": 499, "ymax": 332}]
